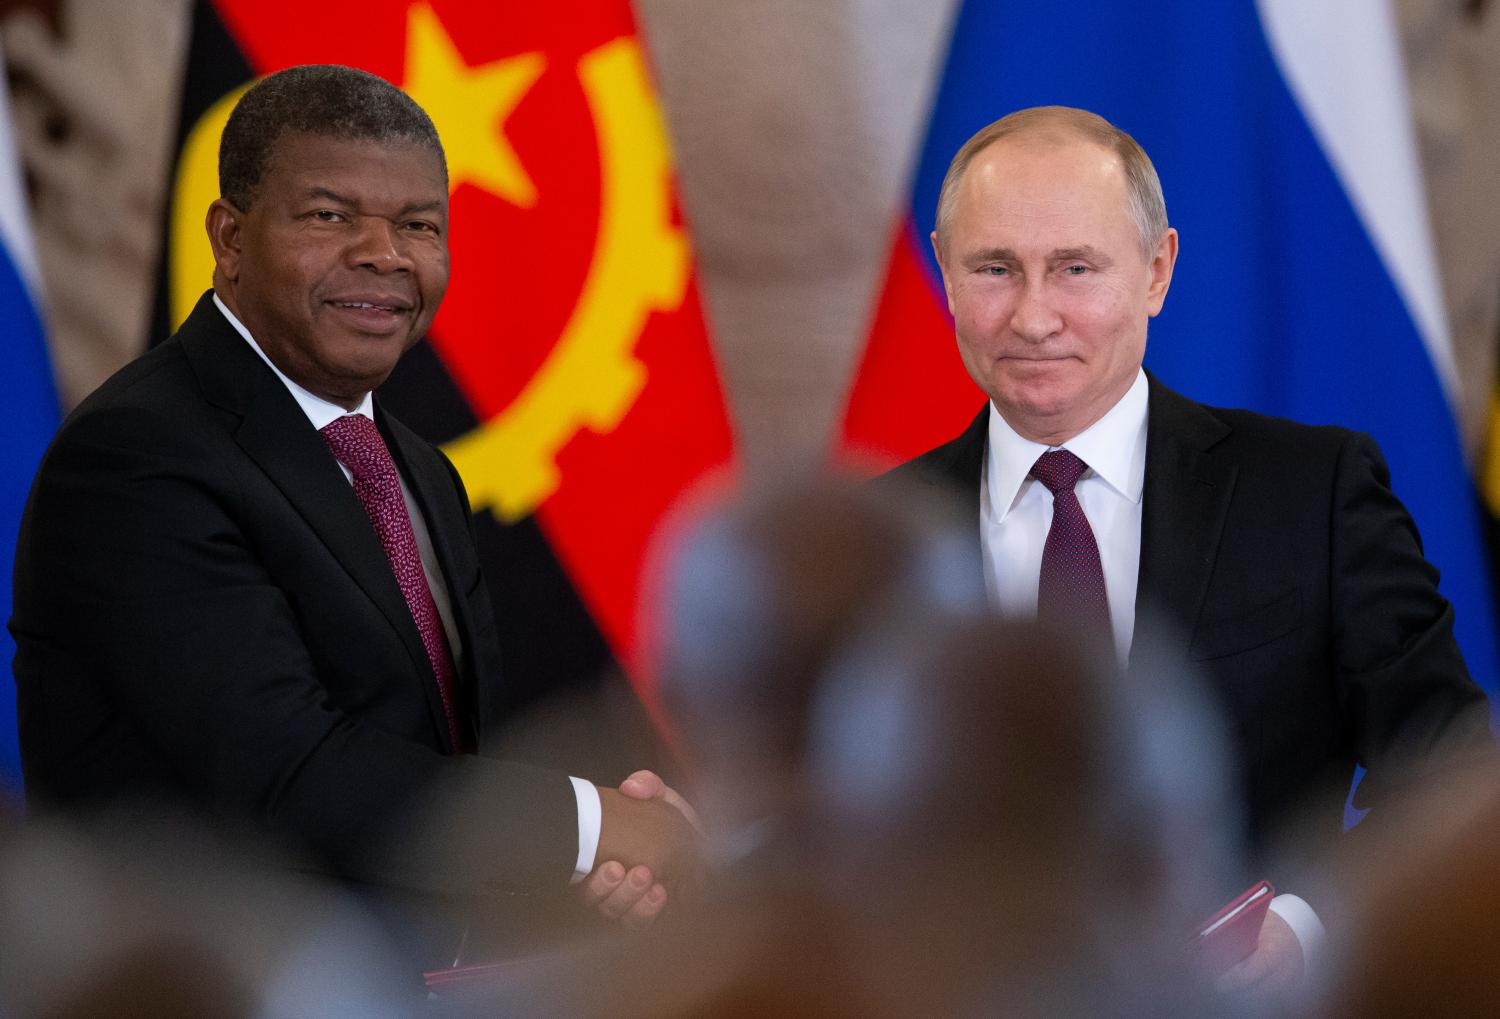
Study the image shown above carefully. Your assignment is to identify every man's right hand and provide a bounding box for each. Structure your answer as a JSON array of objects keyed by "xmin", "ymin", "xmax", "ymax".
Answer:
[
  {"xmin": 595, "ymin": 783, "xmax": 703, "ymax": 887},
  {"xmin": 580, "ymin": 774, "xmax": 703, "ymax": 929}
]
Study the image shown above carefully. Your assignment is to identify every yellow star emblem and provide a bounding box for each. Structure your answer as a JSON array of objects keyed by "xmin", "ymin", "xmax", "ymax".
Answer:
[{"xmin": 402, "ymin": 3, "xmax": 545, "ymax": 207}]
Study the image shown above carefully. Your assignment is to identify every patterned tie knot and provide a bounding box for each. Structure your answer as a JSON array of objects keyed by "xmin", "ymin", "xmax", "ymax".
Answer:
[
  {"xmin": 1029, "ymin": 449, "xmax": 1089, "ymax": 495},
  {"xmin": 320, "ymin": 414, "xmax": 397, "ymax": 485}
]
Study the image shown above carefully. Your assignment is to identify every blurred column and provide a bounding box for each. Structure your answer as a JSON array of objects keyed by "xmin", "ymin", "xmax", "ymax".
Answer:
[
  {"xmin": 0, "ymin": 0, "xmax": 188, "ymax": 411},
  {"xmin": 635, "ymin": 0, "xmax": 955, "ymax": 471},
  {"xmin": 1397, "ymin": 0, "xmax": 1500, "ymax": 455}
]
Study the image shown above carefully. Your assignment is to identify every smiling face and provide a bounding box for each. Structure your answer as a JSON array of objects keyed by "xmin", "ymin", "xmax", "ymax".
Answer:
[
  {"xmin": 933, "ymin": 134, "xmax": 1177, "ymax": 445},
  {"xmin": 208, "ymin": 130, "xmax": 450, "ymax": 409}
]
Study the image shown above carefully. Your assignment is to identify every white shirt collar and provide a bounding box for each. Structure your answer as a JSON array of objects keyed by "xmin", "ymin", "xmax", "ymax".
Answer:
[
  {"xmin": 984, "ymin": 368, "xmax": 1149, "ymax": 522},
  {"xmin": 213, "ymin": 291, "xmax": 374, "ymax": 429}
]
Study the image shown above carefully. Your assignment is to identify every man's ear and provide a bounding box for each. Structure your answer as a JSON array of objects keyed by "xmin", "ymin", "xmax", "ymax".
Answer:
[
  {"xmin": 930, "ymin": 230, "xmax": 957, "ymax": 316},
  {"xmin": 205, "ymin": 198, "xmax": 245, "ymax": 283},
  {"xmin": 1145, "ymin": 227, "xmax": 1178, "ymax": 317}
]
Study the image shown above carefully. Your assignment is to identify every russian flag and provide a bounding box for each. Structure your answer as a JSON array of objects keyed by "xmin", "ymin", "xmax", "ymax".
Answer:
[
  {"xmin": 839, "ymin": 0, "xmax": 1499, "ymax": 705},
  {"xmin": 0, "ymin": 52, "xmax": 60, "ymax": 796}
]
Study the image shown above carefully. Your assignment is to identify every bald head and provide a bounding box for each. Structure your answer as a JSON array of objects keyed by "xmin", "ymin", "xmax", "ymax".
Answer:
[{"xmin": 934, "ymin": 106, "xmax": 1168, "ymax": 258}]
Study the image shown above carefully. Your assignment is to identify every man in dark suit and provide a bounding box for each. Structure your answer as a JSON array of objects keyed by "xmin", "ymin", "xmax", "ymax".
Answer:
[
  {"xmin": 884, "ymin": 105, "xmax": 1492, "ymax": 996},
  {"xmin": 9, "ymin": 65, "xmax": 696, "ymax": 955}
]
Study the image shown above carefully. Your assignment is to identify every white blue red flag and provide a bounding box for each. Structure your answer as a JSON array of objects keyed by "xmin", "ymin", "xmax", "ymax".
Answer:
[{"xmin": 0, "ymin": 53, "xmax": 59, "ymax": 794}]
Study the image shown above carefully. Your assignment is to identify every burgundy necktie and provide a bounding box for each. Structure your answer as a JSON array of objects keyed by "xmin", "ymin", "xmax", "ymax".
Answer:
[
  {"xmin": 1030, "ymin": 449, "xmax": 1111, "ymax": 643},
  {"xmin": 320, "ymin": 414, "xmax": 463, "ymax": 752}
]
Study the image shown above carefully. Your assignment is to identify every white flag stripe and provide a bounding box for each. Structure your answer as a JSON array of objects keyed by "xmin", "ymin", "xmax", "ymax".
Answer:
[
  {"xmin": 0, "ymin": 51, "xmax": 42, "ymax": 303},
  {"xmin": 1257, "ymin": 0, "xmax": 1457, "ymax": 407}
]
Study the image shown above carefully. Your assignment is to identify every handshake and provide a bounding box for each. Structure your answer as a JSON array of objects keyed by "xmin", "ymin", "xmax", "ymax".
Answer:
[{"xmin": 581, "ymin": 771, "xmax": 704, "ymax": 930}]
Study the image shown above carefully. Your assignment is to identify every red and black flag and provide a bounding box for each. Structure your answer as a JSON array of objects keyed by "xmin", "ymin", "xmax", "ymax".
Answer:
[{"xmin": 152, "ymin": 1, "xmax": 736, "ymax": 757}]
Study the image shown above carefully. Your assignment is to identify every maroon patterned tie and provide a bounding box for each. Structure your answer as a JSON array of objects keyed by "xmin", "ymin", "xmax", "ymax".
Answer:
[
  {"xmin": 320, "ymin": 414, "xmax": 463, "ymax": 752},
  {"xmin": 1030, "ymin": 449, "xmax": 1111, "ymax": 643}
]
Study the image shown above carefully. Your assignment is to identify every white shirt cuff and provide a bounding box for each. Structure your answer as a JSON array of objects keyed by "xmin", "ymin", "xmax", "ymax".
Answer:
[
  {"xmin": 1268, "ymin": 893, "xmax": 1325, "ymax": 974},
  {"xmin": 569, "ymin": 776, "xmax": 601, "ymax": 884}
]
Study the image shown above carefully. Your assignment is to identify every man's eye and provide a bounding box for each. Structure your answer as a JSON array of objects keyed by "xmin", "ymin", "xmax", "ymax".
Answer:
[
  {"xmin": 983, "ymin": 265, "xmax": 1009, "ymax": 276},
  {"xmin": 1064, "ymin": 264, "xmax": 1089, "ymax": 275},
  {"xmin": 403, "ymin": 220, "xmax": 438, "ymax": 233},
  {"xmin": 313, "ymin": 210, "xmax": 345, "ymax": 223}
]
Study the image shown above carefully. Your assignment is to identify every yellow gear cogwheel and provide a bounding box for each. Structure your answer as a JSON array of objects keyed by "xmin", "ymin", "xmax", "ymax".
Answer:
[{"xmin": 444, "ymin": 38, "xmax": 690, "ymax": 520}]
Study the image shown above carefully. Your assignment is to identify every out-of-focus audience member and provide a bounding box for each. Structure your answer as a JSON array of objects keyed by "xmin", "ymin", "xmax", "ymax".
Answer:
[
  {"xmin": 1315, "ymin": 757, "xmax": 1500, "ymax": 1019},
  {"xmin": 652, "ymin": 474, "xmax": 986, "ymax": 870},
  {"xmin": 809, "ymin": 613, "xmax": 1239, "ymax": 1018},
  {"xmin": 451, "ymin": 476, "xmax": 986, "ymax": 1016},
  {"xmin": 0, "ymin": 809, "xmax": 411, "ymax": 1018}
]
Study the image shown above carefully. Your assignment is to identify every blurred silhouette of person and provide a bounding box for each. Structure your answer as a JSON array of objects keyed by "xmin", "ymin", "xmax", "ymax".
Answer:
[
  {"xmin": 0, "ymin": 808, "xmax": 414, "ymax": 1018},
  {"xmin": 652, "ymin": 473, "xmax": 987, "ymax": 874},
  {"xmin": 446, "ymin": 475, "xmax": 987, "ymax": 1016},
  {"xmin": 808, "ymin": 612, "xmax": 1240, "ymax": 1017},
  {"xmin": 1314, "ymin": 758, "xmax": 1500, "ymax": 1019}
]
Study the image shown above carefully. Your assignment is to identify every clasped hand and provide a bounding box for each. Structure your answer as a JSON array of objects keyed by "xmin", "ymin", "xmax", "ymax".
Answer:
[{"xmin": 580, "ymin": 770, "xmax": 704, "ymax": 930}]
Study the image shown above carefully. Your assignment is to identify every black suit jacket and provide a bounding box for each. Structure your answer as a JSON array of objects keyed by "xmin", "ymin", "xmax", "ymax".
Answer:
[
  {"xmin": 885, "ymin": 373, "xmax": 1491, "ymax": 860},
  {"xmin": 10, "ymin": 292, "xmax": 577, "ymax": 896}
]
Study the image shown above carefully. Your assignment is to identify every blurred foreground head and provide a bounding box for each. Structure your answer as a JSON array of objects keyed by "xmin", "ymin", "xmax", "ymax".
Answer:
[
  {"xmin": 1318, "ymin": 761, "xmax": 1500, "ymax": 1018},
  {"xmin": 809, "ymin": 613, "xmax": 1235, "ymax": 1017},
  {"xmin": 0, "ymin": 809, "xmax": 409, "ymax": 1018},
  {"xmin": 650, "ymin": 474, "xmax": 985, "ymax": 850}
]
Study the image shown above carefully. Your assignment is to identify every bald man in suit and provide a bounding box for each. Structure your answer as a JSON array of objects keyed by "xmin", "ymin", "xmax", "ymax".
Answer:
[{"xmin": 885, "ymin": 105, "xmax": 1492, "ymax": 997}]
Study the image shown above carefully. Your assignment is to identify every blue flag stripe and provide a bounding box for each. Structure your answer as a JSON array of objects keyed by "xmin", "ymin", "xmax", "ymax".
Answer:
[{"xmin": 0, "ymin": 53, "xmax": 58, "ymax": 793}]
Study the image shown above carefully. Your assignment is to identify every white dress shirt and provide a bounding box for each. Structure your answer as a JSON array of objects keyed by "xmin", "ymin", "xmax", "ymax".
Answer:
[
  {"xmin": 981, "ymin": 368, "xmax": 1148, "ymax": 666},
  {"xmin": 977, "ymin": 366, "xmax": 1323, "ymax": 969},
  {"xmin": 214, "ymin": 294, "xmax": 601, "ymax": 880}
]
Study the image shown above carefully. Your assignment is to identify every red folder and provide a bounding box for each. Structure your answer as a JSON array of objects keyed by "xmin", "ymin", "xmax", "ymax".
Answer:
[
  {"xmin": 424, "ymin": 960, "xmax": 517, "ymax": 990},
  {"xmin": 1196, "ymin": 880, "xmax": 1274, "ymax": 973}
]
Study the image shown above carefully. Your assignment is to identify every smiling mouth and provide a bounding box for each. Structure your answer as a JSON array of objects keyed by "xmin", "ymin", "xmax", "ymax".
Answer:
[{"xmin": 332, "ymin": 301, "xmax": 407, "ymax": 313}]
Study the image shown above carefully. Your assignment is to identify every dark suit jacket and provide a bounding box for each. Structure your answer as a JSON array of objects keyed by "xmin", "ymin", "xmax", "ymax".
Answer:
[
  {"xmin": 10, "ymin": 292, "xmax": 578, "ymax": 897},
  {"xmin": 885, "ymin": 373, "xmax": 1491, "ymax": 861}
]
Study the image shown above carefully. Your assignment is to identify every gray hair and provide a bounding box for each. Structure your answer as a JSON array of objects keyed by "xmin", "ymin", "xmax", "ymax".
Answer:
[
  {"xmin": 219, "ymin": 64, "xmax": 446, "ymax": 211},
  {"xmin": 933, "ymin": 106, "xmax": 1168, "ymax": 258}
]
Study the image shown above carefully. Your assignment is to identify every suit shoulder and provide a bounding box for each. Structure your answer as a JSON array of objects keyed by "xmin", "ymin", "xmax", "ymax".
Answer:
[
  {"xmin": 71, "ymin": 336, "xmax": 189, "ymax": 408},
  {"xmin": 880, "ymin": 441, "xmax": 953, "ymax": 487},
  {"xmin": 1210, "ymin": 403, "xmax": 1357, "ymax": 443},
  {"xmin": 1174, "ymin": 393, "xmax": 1370, "ymax": 467},
  {"xmin": 876, "ymin": 406, "xmax": 989, "ymax": 495},
  {"xmin": 52, "ymin": 338, "xmax": 211, "ymax": 452}
]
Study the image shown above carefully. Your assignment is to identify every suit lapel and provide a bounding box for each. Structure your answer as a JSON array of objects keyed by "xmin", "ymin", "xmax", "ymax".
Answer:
[
  {"xmin": 383, "ymin": 413, "xmax": 486, "ymax": 750},
  {"xmin": 179, "ymin": 293, "xmax": 453, "ymax": 748},
  {"xmin": 1133, "ymin": 374, "xmax": 1237, "ymax": 666}
]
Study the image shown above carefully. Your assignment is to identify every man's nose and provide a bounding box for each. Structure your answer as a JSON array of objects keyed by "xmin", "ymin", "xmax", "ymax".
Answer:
[
  {"xmin": 346, "ymin": 217, "xmax": 412, "ymax": 271},
  {"xmin": 1009, "ymin": 279, "xmax": 1062, "ymax": 341}
]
